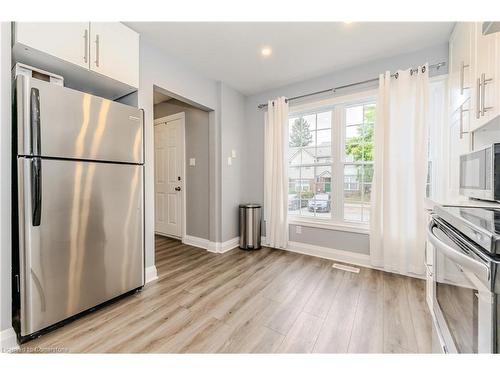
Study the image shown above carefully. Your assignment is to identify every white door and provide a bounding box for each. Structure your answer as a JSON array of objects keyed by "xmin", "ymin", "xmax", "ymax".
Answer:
[
  {"xmin": 89, "ymin": 22, "xmax": 139, "ymax": 87},
  {"xmin": 154, "ymin": 113, "xmax": 185, "ymax": 238},
  {"xmin": 15, "ymin": 22, "xmax": 90, "ymax": 69}
]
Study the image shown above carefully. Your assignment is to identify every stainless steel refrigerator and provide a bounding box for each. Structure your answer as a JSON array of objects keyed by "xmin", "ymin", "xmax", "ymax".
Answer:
[{"xmin": 13, "ymin": 75, "xmax": 144, "ymax": 339}]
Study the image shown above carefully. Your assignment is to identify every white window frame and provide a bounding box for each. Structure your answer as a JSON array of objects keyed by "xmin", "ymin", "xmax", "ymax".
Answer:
[{"xmin": 288, "ymin": 89, "xmax": 377, "ymax": 234}]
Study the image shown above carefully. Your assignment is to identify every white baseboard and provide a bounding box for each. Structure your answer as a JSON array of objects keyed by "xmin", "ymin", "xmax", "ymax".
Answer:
[
  {"xmin": 208, "ymin": 237, "xmax": 239, "ymax": 253},
  {"xmin": 176, "ymin": 235, "xmax": 240, "ymax": 254},
  {"xmin": 0, "ymin": 327, "xmax": 19, "ymax": 352},
  {"xmin": 145, "ymin": 265, "xmax": 158, "ymax": 284},
  {"xmin": 220, "ymin": 237, "xmax": 239, "ymax": 253},
  {"xmin": 182, "ymin": 235, "xmax": 209, "ymax": 250},
  {"xmin": 286, "ymin": 241, "xmax": 425, "ymax": 280},
  {"xmin": 287, "ymin": 241, "xmax": 371, "ymax": 268},
  {"xmin": 207, "ymin": 241, "xmax": 218, "ymax": 253},
  {"xmin": 155, "ymin": 231, "xmax": 181, "ymax": 240}
]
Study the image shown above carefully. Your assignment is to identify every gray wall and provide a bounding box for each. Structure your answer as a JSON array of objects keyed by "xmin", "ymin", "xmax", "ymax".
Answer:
[
  {"xmin": 289, "ymin": 225, "xmax": 369, "ymax": 254},
  {"xmin": 242, "ymin": 43, "xmax": 450, "ymax": 254},
  {"xmin": 138, "ymin": 39, "xmax": 220, "ymax": 268},
  {"xmin": 154, "ymin": 99, "xmax": 210, "ymax": 240},
  {"xmin": 0, "ymin": 22, "xmax": 12, "ymax": 334},
  {"xmin": 219, "ymin": 83, "xmax": 246, "ymax": 242},
  {"xmin": 138, "ymin": 39, "xmax": 249, "ymax": 255}
]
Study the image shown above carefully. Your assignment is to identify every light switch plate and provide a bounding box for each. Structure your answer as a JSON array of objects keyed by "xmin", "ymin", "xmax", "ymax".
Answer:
[
  {"xmin": 227, "ymin": 157, "xmax": 232, "ymax": 166},
  {"xmin": 231, "ymin": 149, "xmax": 237, "ymax": 158},
  {"xmin": 189, "ymin": 158, "xmax": 196, "ymax": 166},
  {"xmin": 295, "ymin": 225, "xmax": 302, "ymax": 234}
]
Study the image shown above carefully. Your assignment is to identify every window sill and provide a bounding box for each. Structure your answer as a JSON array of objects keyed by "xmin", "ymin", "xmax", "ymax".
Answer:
[{"xmin": 288, "ymin": 217, "xmax": 370, "ymax": 235}]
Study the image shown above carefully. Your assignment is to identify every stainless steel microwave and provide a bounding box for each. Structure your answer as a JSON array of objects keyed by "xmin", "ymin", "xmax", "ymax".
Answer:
[{"xmin": 459, "ymin": 144, "xmax": 500, "ymax": 201}]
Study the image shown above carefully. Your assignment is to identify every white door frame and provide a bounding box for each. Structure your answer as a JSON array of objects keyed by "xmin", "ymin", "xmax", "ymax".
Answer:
[{"xmin": 153, "ymin": 112, "xmax": 186, "ymax": 241}]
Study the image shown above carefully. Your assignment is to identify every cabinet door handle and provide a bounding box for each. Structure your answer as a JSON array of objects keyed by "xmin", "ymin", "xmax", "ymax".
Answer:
[
  {"xmin": 83, "ymin": 29, "xmax": 88, "ymax": 63},
  {"xmin": 460, "ymin": 61, "xmax": 470, "ymax": 95},
  {"xmin": 481, "ymin": 73, "xmax": 494, "ymax": 116},
  {"xmin": 459, "ymin": 104, "xmax": 463, "ymax": 139},
  {"xmin": 481, "ymin": 73, "xmax": 486, "ymax": 116},
  {"xmin": 476, "ymin": 77, "xmax": 482, "ymax": 119},
  {"xmin": 95, "ymin": 34, "xmax": 100, "ymax": 68},
  {"xmin": 459, "ymin": 105, "xmax": 469, "ymax": 139}
]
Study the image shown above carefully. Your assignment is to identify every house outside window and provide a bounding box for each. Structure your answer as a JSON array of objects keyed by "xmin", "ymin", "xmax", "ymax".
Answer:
[{"xmin": 287, "ymin": 90, "xmax": 376, "ymax": 228}]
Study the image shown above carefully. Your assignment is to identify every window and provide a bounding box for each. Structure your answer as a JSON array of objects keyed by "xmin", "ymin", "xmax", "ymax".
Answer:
[
  {"xmin": 288, "ymin": 111, "xmax": 332, "ymax": 219},
  {"xmin": 426, "ymin": 77, "xmax": 447, "ymax": 200},
  {"xmin": 288, "ymin": 93, "xmax": 376, "ymax": 226},
  {"xmin": 343, "ymin": 103, "xmax": 374, "ymax": 223}
]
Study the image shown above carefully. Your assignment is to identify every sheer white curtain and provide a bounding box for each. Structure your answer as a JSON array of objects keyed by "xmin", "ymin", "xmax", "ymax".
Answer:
[
  {"xmin": 264, "ymin": 97, "xmax": 289, "ymax": 249},
  {"xmin": 370, "ymin": 66, "xmax": 429, "ymax": 276}
]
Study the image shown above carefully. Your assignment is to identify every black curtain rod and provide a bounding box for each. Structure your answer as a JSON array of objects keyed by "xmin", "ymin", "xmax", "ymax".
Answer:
[{"xmin": 258, "ymin": 61, "xmax": 446, "ymax": 110}]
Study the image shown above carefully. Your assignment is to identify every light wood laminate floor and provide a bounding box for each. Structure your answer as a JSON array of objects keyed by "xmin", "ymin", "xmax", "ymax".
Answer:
[{"xmin": 22, "ymin": 235, "xmax": 432, "ymax": 353}]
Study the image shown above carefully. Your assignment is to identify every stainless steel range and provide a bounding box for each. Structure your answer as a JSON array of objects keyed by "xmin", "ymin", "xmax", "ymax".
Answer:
[{"xmin": 428, "ymin": 205, "xmax": 500, "ymax": 353}]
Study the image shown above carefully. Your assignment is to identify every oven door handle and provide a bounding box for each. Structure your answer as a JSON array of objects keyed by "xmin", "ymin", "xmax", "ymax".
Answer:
[{"xmin": 427, "ymin": 221, "xmax": 490, "ymax": 282}]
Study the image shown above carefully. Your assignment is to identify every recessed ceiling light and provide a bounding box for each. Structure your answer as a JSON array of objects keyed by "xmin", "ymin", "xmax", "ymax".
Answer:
[
  {"xmin": 344, "ymin": 21, "xmax": 353, "ymax": 24},
  {"xmin": 261, "ymin": 47, "xmax": 272, "ymax": 57}
]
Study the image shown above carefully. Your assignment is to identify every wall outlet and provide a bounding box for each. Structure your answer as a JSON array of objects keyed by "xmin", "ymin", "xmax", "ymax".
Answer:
[
  {"xmin": 227, "ymin": 157, "xmax": 232, "ymax": 166},
  {"xmin": 295, "ymin": 225, "xmax": 302, "ymax": 234},
  {"xmin": 189, "ymin": 158, "xmax": 196, "ymax": 166}
]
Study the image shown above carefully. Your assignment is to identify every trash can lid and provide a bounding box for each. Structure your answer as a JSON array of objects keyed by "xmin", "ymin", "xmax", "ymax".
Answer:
[{"xmin": 239, "ymin": 203, "xmax": 261, "ymax": 208}]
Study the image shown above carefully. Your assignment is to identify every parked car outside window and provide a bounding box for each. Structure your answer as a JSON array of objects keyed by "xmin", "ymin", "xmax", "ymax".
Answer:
[
  {"xmin": 288, "ymin": 194, "xmax": 300, "ymax": 211},
  {"xmin": 307, "ymin": 193, "xmax": 331, "ymax": 212}
]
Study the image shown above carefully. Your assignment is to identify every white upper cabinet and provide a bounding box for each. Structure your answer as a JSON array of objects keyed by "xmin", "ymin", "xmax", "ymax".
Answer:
[
  {"xmin": 449, "ymin": 102, "xmax": 472, "ymax": 196},
  {"xmin": 471, "ymin": 22, "xmax": 499, "ymax": 130},
  {"xmin": 14, "ymin": 22, "xmax": 90, "ymax": 70},
  {"xmin": 449, "ymin": 22, "xmax": 473, "ymax": 113},
  {"xmin": 449, "ymin": 22, "xmax": 500, "ymax": 135},
  {"xmin": 13, "ymin": 22, "xmax": 139, "ymax": 96},
  {"xmin": 90, "ymin": 23, "xmax": 139, "ymax": 88}
]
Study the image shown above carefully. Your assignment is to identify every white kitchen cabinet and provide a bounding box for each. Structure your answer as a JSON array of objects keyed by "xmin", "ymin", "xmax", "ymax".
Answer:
[
  {"xmin": 471, "ymin": 22, "xmax": 499, "ymax": 131},
  {"xmin": 13, "ymin": 22, "xmax": 139, "ymax": 98},
  {"xmin": 449, "ymin": 22, "xmax": 474, "ymax": 113},
  {"xmin": 90, "ymin": 23, "xmax": 139, "ymax": 88},
  {"xmin": 14, "ymin": 22, "xmax": 90, "ymax": 70},
  {"xmin": 448, "ymin": 103, "xmax": 472, "ymax": 196}
]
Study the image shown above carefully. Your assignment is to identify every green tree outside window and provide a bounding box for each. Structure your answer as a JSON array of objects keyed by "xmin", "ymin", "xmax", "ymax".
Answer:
[
  {"xmin": 345, "ymin": 105, "xmax": 375, "ymax": 193},
  {"xmin": 289, "ymin": 117, "xmax": 313, "ymax": 147}
]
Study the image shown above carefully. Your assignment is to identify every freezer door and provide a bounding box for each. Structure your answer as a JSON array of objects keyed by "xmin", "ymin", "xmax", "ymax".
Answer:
[
  {"xmin": 18, "ymin": 157, "xmax": 144, "ymax": 336},
  {"xmin": 15, "ymin": 76, "xmax": 143, "ymax": 163}
]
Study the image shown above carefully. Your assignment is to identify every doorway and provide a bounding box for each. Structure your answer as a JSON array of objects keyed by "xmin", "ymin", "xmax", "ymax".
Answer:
[
  {"xmin": 154, "ymin": 112, "xmax": 186, "ymax": 239},
  {"xmin": 152, "ymin": 86, "xmax": 211, "ymax": 281}
]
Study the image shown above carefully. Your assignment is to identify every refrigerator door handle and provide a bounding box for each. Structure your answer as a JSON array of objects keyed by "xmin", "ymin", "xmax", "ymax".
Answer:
[
  {"xmin": 31, "ymin": 158, "xmax": 42, "ymax": 227},
  {"xmin": 30, "ymin": 88, "xmax": 41, "ymax": 156}
]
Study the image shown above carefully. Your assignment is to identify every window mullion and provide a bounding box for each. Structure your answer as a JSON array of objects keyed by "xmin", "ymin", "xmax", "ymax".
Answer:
[
  {"xmin": 361, "ymin": 105, "xmax": 365, "ymax": 222},
  {"xmin": 332, "ymin": 106, "xmax": 344, "ymax": 222}
]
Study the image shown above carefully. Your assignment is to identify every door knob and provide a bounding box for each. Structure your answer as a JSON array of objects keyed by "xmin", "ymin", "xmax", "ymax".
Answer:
[{"xmin": 175, "ymin": 187, "xmax": 181, "ymax": 191}]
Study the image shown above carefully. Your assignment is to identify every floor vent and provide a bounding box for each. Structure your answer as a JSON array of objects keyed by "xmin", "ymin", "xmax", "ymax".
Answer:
[{"xmin": 332, "ymin": 263, "xmax": 360, "ymax": 273}]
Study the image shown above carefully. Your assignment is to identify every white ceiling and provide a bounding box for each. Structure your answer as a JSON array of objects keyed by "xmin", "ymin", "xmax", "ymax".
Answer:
[{"xmin": 127, "ymin": 22, "xmax": 454, "ymax": 95}]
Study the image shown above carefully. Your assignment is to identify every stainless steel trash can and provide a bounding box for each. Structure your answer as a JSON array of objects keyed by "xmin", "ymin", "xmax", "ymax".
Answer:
[{"xmin": 239, "ymin": 204, "xmax": 262, "ymax": 250}]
